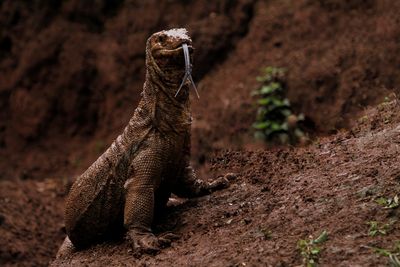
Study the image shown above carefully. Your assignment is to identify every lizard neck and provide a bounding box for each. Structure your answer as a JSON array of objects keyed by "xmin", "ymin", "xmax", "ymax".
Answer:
[
  {"xmin": 107, "ymin": 67, "xmax": 191, "ymax": 163},
  {"xmin": 139, "ymin": 61, "xmax": 192, "ymax": 134}
]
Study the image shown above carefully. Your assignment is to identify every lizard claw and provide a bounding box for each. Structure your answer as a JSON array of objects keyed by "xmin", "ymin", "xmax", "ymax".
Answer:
[
  {"xmin": 127, "ymin": 230, "xmax": 160, "ymax": 255},
  {"xmin": 158, "ymin": 232, "xmax": 180, "ymax": 246},
  {"xmin": 208, "ymin": 176, "xmax": 231, "ymax": 191},
  {"xmin": 126, "ymin": 229, "xmax": 179, "ymax": 256}
]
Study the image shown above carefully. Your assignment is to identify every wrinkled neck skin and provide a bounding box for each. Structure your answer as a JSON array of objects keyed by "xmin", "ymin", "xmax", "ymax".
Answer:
[{"xmin": 140, "ymin": 50, "xmax": 192, "ymax": 134}]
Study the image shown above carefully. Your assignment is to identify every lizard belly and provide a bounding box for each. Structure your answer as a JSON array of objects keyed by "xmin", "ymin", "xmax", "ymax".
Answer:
[{"xmin": 65, "ymin": 155, "xmax": 126, "ymax": 248}]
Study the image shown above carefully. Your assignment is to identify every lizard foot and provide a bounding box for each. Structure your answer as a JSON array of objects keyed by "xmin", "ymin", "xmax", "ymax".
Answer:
[
  {"xmin": 126, "ymin": 229, "xmax": 179, "ymax": 256},
  {"xmin": 208, "ymin": 173, "xmax": 235, "ymax": 192}
]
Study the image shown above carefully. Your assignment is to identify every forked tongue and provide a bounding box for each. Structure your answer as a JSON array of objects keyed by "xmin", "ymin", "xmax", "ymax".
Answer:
[{"xmin": 175, "ymin": 43, "xmax": 200, "ymax": 99}]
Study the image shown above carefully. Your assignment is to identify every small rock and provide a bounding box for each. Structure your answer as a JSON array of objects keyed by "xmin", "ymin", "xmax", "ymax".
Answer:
[
  {"xmin": 243, "ymin": 218, "xmax": 252, "ymax": 224},
  {"xmin": 224, "ymin": 173, "xmax": 237, "ymax": 181},
  {"xmin": 261, "ymin": 186, "xmax": 270, "ymax": 192}
]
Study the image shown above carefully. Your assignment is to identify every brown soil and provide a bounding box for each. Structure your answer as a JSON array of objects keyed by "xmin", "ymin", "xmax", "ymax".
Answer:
[
  {"xmin": 51, "ymin": 99, "xmax": 400, "ymax": 267},
  {"xmin": 2, "ymin": 0, "xmax": 400, "ymax": 266}
]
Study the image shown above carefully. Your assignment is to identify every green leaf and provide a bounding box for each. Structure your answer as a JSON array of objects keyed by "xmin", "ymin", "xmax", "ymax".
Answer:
[
  {"xmin": 313, "ymin": 230, "xmax": 328, "ymax": 244},
  {"xmin": 388, "ymin": 195, "xmax": 400, "ymax": 208},
  {"xmin": 260, "ymin": 83, "xmax": 281, "ymax": 94},
  {"xmin": 272, "ymin": 98, "xmax": 284, "ymax": 106},
  {"xmin": 283, "ymin": 98, "xmax": 290, "ymax": 106},
  {"xmin": 297, "ymin": 239, "xmax": 308, "ymax": 249},
  {"xmin": 372, "ymin": 247, "xmax": 392, "ymax": 257},
  {"xmin": 307, "ymin": 260, "xmax": 317, "ymax": 267},
  {"xmin": 369, "ymin": 230, "xmax": 378, "ymax": 236},
  {"xmin": 281, "ymin": 109, "xmax": 292, "ymax": 117},
  {"xmin": 256, "ymin": 107, "xmax": 267, "ymax": 118},
  {"xmin": 311, "ymin": 247, "xmax": 321, "ymax": 255},
  {"xmin": 367, "ymin": 221, "xmax": 389, "ymax": 236},
  {"xmin": 256, "ymin": 76, "xmax": 268, "ymax": 82},
  {"xmin": 271, "ymin": 121, "xmax": 284, "ymax": 131},
  {"xmin": 376, "ymin": 197, "xmax": 388, "ymax": 206},
  {"xmin": 253, "ymin": 121, "xmax": 270, "ymax": 130},
  {"xmin": 257, "ymin": 98, "xmax": 271, "ymax": 105},
  {"xmin": 270, "ymin": 99, "xmax": 291, "ymax": 110},
  {"xmin": 376, "ymin": 195, "xmax": 399, "ymax": 209}
]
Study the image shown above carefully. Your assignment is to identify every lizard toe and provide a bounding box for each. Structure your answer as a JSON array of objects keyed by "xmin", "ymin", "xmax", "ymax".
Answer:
[
  {"xmin": 157, "ymin": 232, "xmax": 180, "ymax": 248},
  {"xmin": 126, "ymin": 230, "xmax": 163, "ymax": 255},
  {"xmin": 159, "ymin": 232, "xmax": 180, "ymax": 241},
  {"xmin": 209, "ymin": 176, "xmax": 230, "ymax": 191},
  {"xmin": 137, "ymin": 239, "xmax": 160, "ymax": 255}
]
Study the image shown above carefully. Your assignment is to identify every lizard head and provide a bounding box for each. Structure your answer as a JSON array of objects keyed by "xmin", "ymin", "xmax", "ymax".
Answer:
[
  {"xmin": 148, "ymin": 28, "xmax": 193, "ymax": 71},
  {"xmin": 146, "ymin": 28, "xmax": 199, "ymax": 100}
]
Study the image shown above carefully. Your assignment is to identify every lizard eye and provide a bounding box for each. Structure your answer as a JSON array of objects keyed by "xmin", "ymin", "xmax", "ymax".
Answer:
[{"xmin": 157, "ymin": 35, "xmax": 166, "ymax": 43}]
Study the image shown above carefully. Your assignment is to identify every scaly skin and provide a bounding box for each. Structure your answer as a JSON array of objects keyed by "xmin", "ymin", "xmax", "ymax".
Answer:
[{"xmin": 57, "ymin": 29, "xmax": 228, "ymax": 257}]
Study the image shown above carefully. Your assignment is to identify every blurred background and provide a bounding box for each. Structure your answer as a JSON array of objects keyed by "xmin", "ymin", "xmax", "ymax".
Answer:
[{"xmin": 1, "ymin": 0, "xmax": 400, "ymax": 266}]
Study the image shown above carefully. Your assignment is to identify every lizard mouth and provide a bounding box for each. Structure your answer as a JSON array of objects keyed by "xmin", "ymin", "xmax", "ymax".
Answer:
[
  {"xmin": 152, "ymin": 44, "xmax": 194, "ymax": 58},
  {"xmin": 151, "ymin": 43, "xmax": 194, "ymax": 75}
]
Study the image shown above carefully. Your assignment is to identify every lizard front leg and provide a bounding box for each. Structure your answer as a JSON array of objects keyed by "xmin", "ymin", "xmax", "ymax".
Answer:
[
  {"xmin": 123, "ymin": 149, "xmax": 173, "ymax": 254},
  {"xmin": 124, "ymin": 183, "xmax": 158, "ymax": 252},
  {"xmin": 172, "ymin": 132, "xmax": 230, "ymax": 198},
  {"xmin": 173, "ymin": 165, "xmax": 230, "ymax": 198}
]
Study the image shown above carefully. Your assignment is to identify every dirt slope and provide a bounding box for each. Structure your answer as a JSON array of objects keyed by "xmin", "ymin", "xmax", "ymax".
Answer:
[{"xmin": 51, "ymin": 99, "xmax": 400, "ymax": 266}]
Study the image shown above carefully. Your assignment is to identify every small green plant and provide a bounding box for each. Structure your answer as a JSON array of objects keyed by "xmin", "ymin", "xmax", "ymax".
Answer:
[
  {"xmin": 376, "ymin": 195, "xmax": 400, "ymax": 209},
  {"xmin": 297, "ymin": 230, "xmax": 328, "ymax": 267},
  {"xmin": 368, "ymin": 241, "xmax": 400, "ymax": 267},
  {"xmin": 367, "ymin": 221, "xmax": 391, "ymax": 236},
  {"xmin": 260, "ymin": 228, "xmax": 272, "ymax": 240},
  {"xmin": 252, "ymin": 66, "xmax": 306, "ymax": 145}
]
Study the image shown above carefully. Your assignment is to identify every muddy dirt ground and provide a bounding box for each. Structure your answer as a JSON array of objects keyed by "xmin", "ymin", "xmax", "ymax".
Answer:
[{"xmin": 2, "ymin": 0, "xmax": 400, "ymax": 266}]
